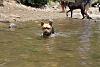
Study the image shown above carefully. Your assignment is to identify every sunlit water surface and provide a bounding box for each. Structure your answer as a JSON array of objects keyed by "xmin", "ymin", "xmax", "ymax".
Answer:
[{"xmin": 0, "ymin": 18, "xmax": 100, "ymax": 67}]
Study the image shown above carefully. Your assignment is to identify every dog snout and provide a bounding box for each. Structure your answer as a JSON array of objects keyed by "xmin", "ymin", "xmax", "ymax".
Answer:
[
  {"xmin": 44, "ymin": 31, "xmax": 48, "ymax": 34},
  {"xmin": 43, "ymin": 31, "xmax": 51, "ymax": 36}
]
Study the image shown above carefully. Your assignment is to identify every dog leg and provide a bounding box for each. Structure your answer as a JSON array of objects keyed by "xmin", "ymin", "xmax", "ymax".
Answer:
[
  {"xmin": 66, "ymin": 10, "xmax": 71, "ymax": 17},
  {"xmin": 71, "ymin": 10, "xmax": 73, "ymax": 18},
  {"xmin": 84, "ymin": 12, "xmax": 92, "ymax": 19},
  {"xmin": 81, "ymin": 9, "xmax": 85, "ymax": 19},
  {"xmin": 81, "ymin": 9, "xmax": 92, "ymax": 19}
]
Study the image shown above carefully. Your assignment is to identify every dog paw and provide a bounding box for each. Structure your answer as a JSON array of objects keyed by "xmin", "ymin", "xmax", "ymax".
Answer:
[{"xmin": 87, "ymin": 17, "xmax": 92, "ymax": 19}]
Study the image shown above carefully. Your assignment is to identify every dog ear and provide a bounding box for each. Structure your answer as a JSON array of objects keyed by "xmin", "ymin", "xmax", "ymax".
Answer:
[
  {"xmin": 49, "ymin": 21, "xmax": 53, "ymax": 26},
  {"xmin": 41, "ymin": 21, "xmax": 44, "ymax": 26},
  {"xmin": 49, "ymin": 19, "xmax": 53, "ymax": 26}
]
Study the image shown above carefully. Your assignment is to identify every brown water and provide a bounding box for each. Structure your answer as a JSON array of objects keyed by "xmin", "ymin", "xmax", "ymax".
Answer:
[{"xmin": 0, "ymin": 18, "xmax": 100, "ymax": 67}]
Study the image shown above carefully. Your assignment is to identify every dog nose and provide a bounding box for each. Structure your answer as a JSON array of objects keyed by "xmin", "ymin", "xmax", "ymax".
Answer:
[{"xmin": 44, "ymin": 31, "xmax": 48, "ymax": 33}]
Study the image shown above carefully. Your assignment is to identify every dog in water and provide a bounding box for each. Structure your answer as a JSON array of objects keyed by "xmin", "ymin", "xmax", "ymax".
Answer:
[
  {"xmin": 41, "ymin": 19, "xmax": 54, "ymax": 38},
  {"xmin": 65, "ymin": 1, "xmax": 92, "ymax": 19}
]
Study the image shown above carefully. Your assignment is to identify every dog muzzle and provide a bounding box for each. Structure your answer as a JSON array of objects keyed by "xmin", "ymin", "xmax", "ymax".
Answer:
[{"xmin": 43, "ymin": 31, "xmax": 51, "ymax": 37}]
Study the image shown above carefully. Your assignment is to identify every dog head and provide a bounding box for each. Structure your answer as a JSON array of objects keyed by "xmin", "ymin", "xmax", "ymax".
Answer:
[
  {"xmin": 41, "ymin": 19, "xmax": 54, "ymax": 38},
  {"xmin": 64, "ymin": 1, "xmax": 69, "ymax": 6},
  {"xmin": 64, "ymin": 1, "xmax": 74, "ymax": 7}
]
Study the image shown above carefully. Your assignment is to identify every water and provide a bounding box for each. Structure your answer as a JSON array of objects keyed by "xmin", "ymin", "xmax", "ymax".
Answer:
[{"xmin": 0, "ymin": 18, "xmax": 100, "ymax": 67}]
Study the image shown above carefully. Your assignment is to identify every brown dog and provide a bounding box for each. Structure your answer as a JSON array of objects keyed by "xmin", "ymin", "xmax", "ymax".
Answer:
[{"xmin": 41, "ymin": 19, "xmax": 54, "ymax": 38}]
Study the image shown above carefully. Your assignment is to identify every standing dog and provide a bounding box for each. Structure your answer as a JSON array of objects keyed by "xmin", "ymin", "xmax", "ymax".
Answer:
[
  {"xmin": 41, "ymin": 19, "xmax": 54, "ymax": 38},
  {"xmin": 65, "ymin": 1, "xmax": 92, "ymax": 19}
]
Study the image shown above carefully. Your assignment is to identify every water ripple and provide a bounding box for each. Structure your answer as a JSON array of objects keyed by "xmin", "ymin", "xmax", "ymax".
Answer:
[{"xmin": 78, "ymin": 20, "xmax": 93, "ymax": 66}]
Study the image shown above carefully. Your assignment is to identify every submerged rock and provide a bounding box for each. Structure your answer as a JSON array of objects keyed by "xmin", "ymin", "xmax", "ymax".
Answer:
[{"xmin": 9, "ymin": 23, "xmax": 17, "ymax": 31}]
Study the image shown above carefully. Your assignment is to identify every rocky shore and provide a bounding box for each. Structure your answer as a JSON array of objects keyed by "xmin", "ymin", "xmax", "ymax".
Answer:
[{"xmin": 0, "ymin": 1, "xmax": 100, "ymax": 23}]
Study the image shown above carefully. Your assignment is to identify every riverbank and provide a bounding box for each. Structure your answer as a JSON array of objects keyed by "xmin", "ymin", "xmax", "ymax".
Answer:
[{"xmin": 0, "ymin": 1, "xmax": 100, "ymax": 23}]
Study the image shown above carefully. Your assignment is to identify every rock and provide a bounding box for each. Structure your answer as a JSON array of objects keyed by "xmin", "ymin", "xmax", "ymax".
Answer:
[
  {"xmin": 0, "ymin": 19, "xmax": 10, "ymax": 23},
  {"xmin": 9, "ymin": 23, "xmax": 17, "ymax": 28},
  {"xmin": 9, "ymin": 23, "xmax": 17, "ymax": 31},
  {"xmin": 10, "ymin": 14, "xmax": 20, "ymax": 18}
]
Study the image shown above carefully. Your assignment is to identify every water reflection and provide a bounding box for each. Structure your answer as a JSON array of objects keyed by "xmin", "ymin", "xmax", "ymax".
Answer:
[
  {"xmin": 43, "ymin": 38, "xmax": 55, "ymax": 54},
  {"xmin": 78, "ymin": 20, "xmax": 93, "ymax": 66}
]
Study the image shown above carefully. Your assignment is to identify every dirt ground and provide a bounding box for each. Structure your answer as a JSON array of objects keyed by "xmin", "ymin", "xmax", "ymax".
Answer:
[
  {"xmin": 0, "ymin": 0, "xmax": 100, "ymax": 23},
  {"xmin": 0, "ymin": 1, "xmax": 65, "ymax": 22}
]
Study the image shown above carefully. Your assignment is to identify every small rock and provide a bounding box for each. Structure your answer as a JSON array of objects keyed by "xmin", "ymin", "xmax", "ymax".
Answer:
[
  {"xmin": 9, "ymin": 23, "xmax": 17, "ymax": 28},
  {"xmin": 9, "ymin": 23, "xmax": 17, "ymax": 31}
]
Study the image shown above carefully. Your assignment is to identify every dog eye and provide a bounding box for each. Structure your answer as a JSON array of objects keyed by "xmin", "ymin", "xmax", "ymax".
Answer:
[{"xmin": 42, "ymin": 28, "xmax": 46, "ymax": 29}]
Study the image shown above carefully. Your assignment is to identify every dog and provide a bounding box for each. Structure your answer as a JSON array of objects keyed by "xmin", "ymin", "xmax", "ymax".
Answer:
[
  {"xmin": 65, "ymin": 1, "xmax": 92, "ymax": 19},
  {"xmin": 41, "ymin": 19, "xmax": 54, "ymax": 38},
  {"xmin": 91, "ymin": 2, "xmax": 100, "ymax": 12}
]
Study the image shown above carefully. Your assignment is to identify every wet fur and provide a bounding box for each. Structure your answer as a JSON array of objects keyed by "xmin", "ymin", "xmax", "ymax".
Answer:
[{"xmin": 41, "ymin": 20, "xmax": 54, "ymax": 38}]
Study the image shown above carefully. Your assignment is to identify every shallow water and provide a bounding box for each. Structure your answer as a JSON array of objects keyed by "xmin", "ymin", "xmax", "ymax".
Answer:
[{"xmin": 0, "ymin": 18, "xmax": 100, "ymax": 67}]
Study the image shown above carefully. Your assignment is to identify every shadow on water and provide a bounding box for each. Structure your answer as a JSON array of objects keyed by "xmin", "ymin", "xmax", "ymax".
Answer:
[{"xmin": 0, "ymin": 18, "xmax": 100, "ymax": 67}]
